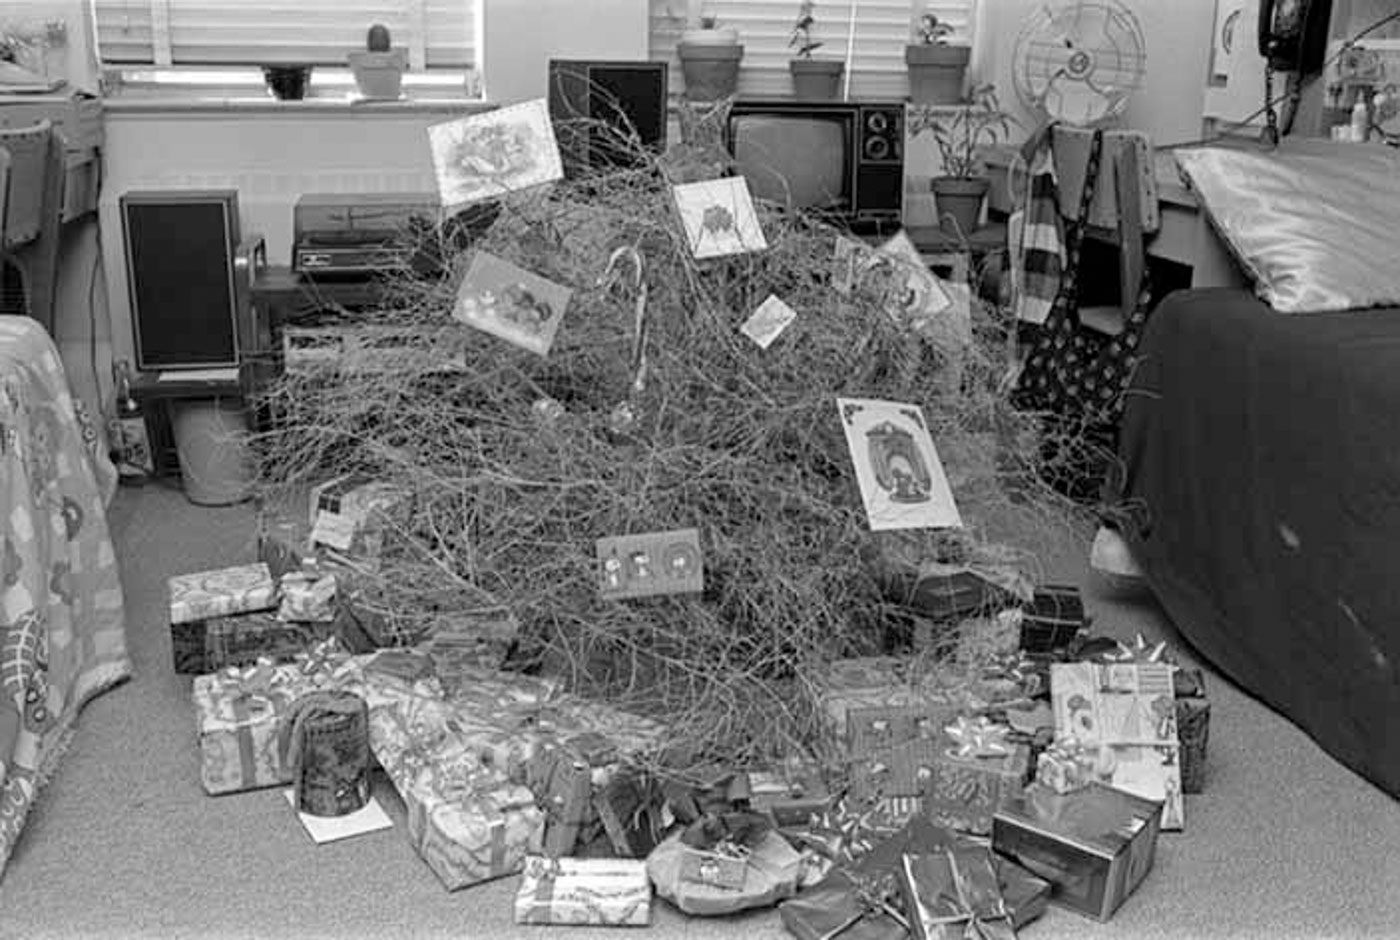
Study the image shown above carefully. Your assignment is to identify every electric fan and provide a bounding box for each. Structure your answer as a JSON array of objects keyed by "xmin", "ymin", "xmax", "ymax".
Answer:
[{"xmin": 1011, "ymin": 0, "xmax": 1147, "ymax": 127}]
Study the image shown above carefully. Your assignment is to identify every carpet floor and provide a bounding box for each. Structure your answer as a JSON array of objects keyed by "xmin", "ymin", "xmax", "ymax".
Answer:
[{"xmin": 0, "ymin": 483, "xmax": 1396, "ymax": 940}]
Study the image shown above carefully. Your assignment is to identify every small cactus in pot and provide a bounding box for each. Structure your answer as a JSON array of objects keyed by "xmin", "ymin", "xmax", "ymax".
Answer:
[{"xmin": 349, "ymin": 22, "xmax": 408, "ymax": 100}]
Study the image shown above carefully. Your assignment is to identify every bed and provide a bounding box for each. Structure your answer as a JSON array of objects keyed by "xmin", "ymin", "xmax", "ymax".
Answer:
[
  {"xmin": 1108, "ymin": 139, "xmax": 1400, "ymax": 799},
  {"xmin": 0, "ymin": 316, "xmax": 131, "ymax": 881}
]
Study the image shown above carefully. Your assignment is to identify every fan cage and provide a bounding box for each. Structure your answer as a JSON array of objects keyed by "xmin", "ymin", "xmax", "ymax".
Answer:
[{"xmin": 1012, "ymin": 1, "xmax": 1147, "ymax": 127}]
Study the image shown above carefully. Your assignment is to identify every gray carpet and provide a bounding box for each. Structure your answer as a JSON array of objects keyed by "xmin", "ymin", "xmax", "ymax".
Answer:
[{"xmin": 0, "ymin": 483, "xmax": 1396, "ymax": 939}]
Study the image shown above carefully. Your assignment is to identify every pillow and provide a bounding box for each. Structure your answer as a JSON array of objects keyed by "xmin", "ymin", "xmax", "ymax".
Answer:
[{"xmin": 1175, "ymin": 140, "xmax": 1400, "ymax": 313}]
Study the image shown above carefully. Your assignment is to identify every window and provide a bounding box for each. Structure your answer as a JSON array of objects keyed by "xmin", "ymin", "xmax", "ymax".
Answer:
[
  {"xmin": 93, "ymin": 0, "xmax": 474, "ymax": 93},
  {"xmin": 648, "ymin": 0, "xmax": 976, "ymax": 99}
]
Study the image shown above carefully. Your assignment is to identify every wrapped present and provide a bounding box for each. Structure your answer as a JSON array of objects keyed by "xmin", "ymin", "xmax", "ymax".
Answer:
[
  {"xmin": 922, "ymin": 717, "xmax": 1029, "ymax": 836},
  {"xmin": 749, "ymin": 761, "xmax": 833, "ymax": 828},
  {"xmin": 995, "ymin": 855, "xmax": 1052, "ymax": 931},
  {"xmin": 648, "ymin": 828, "xmax": 803, "ymax": 916},
  {"xmin": 526, "ymin": 741, "xmax": 598, "ymax": 858},
  {"xmin": 192, "ymin": 658, "xmax": 317, "ymax": 794},
  {"xmin": 991, "ymin": 782, "xmax": 1162, "ymax": 922},
  {"xmin": 820, "ymin": 656, "xmax": 958, "ymax": 743},
  {"xmin": 171, "ymin": 611, "xmax": 335, "ymax": 674},
  {"xmin": 778, "ymin": 868, "xmax": 909, "ymax": 940},
  {"xmin": 1174, "ymin": 667, "xmax": 1210, "ymax": 794},
  {"xmin": 848, "ymin": 705, "xmax": 950, "ymax": 758},
  {"xmin": 1035, "ymin": 735, "xmax": 1098, "ymax": 795},
  {"xmin": 1050, "ymin": 661, "xmax": 1184, "ymax": 830},
  {"xmin": 1018, "ymin": 584, "xmax": 1087, "ymax": 655},
  {"xmin": 403, "ymin": 773, "xmax": 545, "ymax": 891},
  {"xmin": 279, "ymin": 689, "xmax": 372, "ymax": 817},
  {"xmin": 309, "ymin": 474, "xmax": 412, "ymax": 569},
  {"xmin": 514, "ymin": 856, "xmax": 652, "ymax": 926},
  {"xmin": 677, "ymin": 811, "xmax": 773, "ymax": 891},
  {"xmin": 277, "ymin": 567, "xmax": 338, "ymax": 623},
  {"xmin": 425, "ymin": 610, "xmax": 522, "ymax": 675},
  {"xmin": 168, "ymin": 563, "xmax": 278, "ymax": 625},
  {"xmin": 898, "ymin": 846, "xmax": 1015, "ymax": 940}
]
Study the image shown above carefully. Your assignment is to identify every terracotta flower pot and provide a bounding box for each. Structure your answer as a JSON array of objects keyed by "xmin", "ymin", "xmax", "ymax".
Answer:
[
  {"xmin": 905, "ymin": 44, "xmax": 970, "ymax": 105},
  {"xmin": 349, "ymin": 49, "xmax": 408, "ymax": 100},
  {"xmin": 678, "ymin": 41, "xmax": 744, "ymax": 101},
  {"xmin": 790, "ymin": 58, "xmax": 844, "ymax": 101},
  {"xmin": 931, "ymin": 176, "xmax": 989, "ymax": 238}
]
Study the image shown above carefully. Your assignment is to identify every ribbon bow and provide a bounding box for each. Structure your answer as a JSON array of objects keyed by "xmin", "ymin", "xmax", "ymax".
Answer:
[
  {"xmin": 1042, "ymin": 734, "xmax": 1091, "ymax": 765},
  {"xmin": 679, "ymin": 809, "xmax": 771, "ymax": 855},
  {"xmin": 943, "ymin": 715, "xmax": 1011, "ymax": 759},
  {"xmin": 1102, "ymin": 633, "xmax": 1171, "ymax": 665},
  {"xmin": 222, "ymin": 656, "xmax": 280, "ymax": 695},
  {"xmin": 295, "ymin": 636, "xmax": 351, "ymax": 683}
]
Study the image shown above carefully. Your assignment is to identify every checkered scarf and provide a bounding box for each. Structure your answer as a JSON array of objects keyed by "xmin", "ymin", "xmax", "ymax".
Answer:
[{"xmin": 1013, "ymin": 145, "xmax": 1064, "ymax": 326}]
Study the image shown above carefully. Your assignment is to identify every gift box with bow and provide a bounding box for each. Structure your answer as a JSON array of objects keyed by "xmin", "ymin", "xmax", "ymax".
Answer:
[
  {"xmin": 922, "ymin": 716, "xmax": 1029, "ymax": 836},
  {"xmin": 192, "ymin": 657, "xmax": 317, "ymax": 794},
  {"xmin": 899, "ymin": 845, "xmax": 1016, "ymax": 940},
  {"xmin": 649, "ymin": 827, "xmax": 804, "ymax": 917},
  {"xmin": 403, "ymin": 771, "xmax": 545, "ymax": 891},
  {"xmin": 514, "ymin": 855, "xmax": 652, "ymax": 926},
  {"xmin": 1034, "ymin": 735, "xmax": 1098, "ymax": 795},
  {"xmin": 676, "ymin": 811, "xmax": 773, "ymax": 891}
]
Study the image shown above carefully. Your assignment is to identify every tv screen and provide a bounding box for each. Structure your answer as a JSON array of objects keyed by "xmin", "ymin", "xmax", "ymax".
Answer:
[{"xmin": 730, "ymin": 114, "xmax": 850, "ymax": 214}]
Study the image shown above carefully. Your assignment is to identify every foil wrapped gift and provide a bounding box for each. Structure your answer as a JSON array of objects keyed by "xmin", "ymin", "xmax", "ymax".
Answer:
[
  {"xmin": 898, "ymin": 846, "xmax": 1016, "ymax": 940},
  {"xmin": 649, "ymin": 828, "xmax": 803, "ymax": 917},
  {"xmin": 749, "ymin": 760, "xmax": 834, "ymax": 828},
  {"xmin": 1173, "ymin": 667, "xmax": 1210, "ymax": 794},
  {"xmin": 526, "ymin": 740, "xmax": 599, "ymax": 858},
  {"xmin": 192, "ymin": 658, "xmax": 318, "ymax": 794},
  {"xmin": 171, "ymin": 611, "xmax": 335, "ymax": 675},
  {"xmin": 168, "ymin": 563, "xmax": 279, "ymax": 625},
  {"xmin": 778, "ymin": 868, "xmax": 910, "ymax": 940},
  {"xmin": 593, "ymin": 768, "xmax": 667, "ymax": 859},
  {"xmin": 403, "ymin": 771, "xmax": 545, "ymax": 891},
  {"xmin": 514, "ymin": 856, "xmax": 652, "ymax": 926},
  {"xmin": 991, "ymin": 782, "xmax": 1163, "ymax": 922}
]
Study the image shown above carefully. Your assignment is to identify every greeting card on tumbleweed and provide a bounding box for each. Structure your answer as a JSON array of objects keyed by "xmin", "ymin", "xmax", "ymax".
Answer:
[
  {"xmin": 836, "ymin": 397, "xmax": 962, "ymax": 531},
  {"xmin": 672, "ymin": 177, "xmax": 767, "ymax": 259},
  {"xmin": 454, "ymin": 251, "xmax": 572, "ymax": 356},
  {"xmin": 428, "ymin": 99, "xmax": 564, "ymax": 211}
]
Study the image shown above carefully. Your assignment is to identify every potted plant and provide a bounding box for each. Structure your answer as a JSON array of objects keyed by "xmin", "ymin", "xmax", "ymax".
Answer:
[
  {"xmin": 349, "ymin": 23, "xmax": 408, "ymax": 100},
  {"xmin": 789, "ymin": 2, "xmax": 843, "ymax": 100},
  {"xmin": 909, "ymin": 84, "xmax": 1016, "ymax": 238},
  {"xmin": 906, "ymin": 12, "xmax": 970, "ymax": 105},
  {"xmin": 677, "ymin": 10, "xmax": 744, "ymax": 102}
]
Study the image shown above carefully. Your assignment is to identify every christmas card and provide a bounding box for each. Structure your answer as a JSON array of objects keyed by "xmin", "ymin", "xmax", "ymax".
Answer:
[
  {"xmin": 836, "ymin": 398, "xmax": 961, "ymax": 531},
  {"xmin": 454, "ymin": 251, "xmax": 572, "ymax": 356},
  {"xmin": 672, "ymin": 177, "xmax": 767, "ymax": 259},
  {"xmin": 741, "ymin": 295, "xmax": 798, "ymax": 349},
  {"xmin": 428, "ymin": 98, "xmax": 564, "ymax": 210}
]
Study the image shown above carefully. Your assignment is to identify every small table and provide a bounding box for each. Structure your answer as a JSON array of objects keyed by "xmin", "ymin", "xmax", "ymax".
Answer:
[{"xmin": 249, "ymin": 266, "xmax": 395, "ymax": 356}]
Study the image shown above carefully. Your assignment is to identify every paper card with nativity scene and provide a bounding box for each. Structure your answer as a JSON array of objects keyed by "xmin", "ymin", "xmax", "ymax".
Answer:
[
  {"xmin": 672, "ymin": 177, "xmax": 768, "ymax": 259},
  {"xmin": 428, "ymin": 98, "xmax": 564, "ymax": 211},
  {"xmin": 836, "ymin": 397, "xmax": 961, "ymax": 531},
  {"xmin": 1051, "ymin": 662, "xmax": 1185, "ymax": 830},
  {"xmin": 454, "ymin": 251, "xmax": 572, "ymax": 356}
]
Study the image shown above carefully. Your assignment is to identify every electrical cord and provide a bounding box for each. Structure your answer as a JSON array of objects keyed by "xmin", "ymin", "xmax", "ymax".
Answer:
[{"xmin": 1161, "ymin": 9, "xmax": 1400, "ymax": 152}]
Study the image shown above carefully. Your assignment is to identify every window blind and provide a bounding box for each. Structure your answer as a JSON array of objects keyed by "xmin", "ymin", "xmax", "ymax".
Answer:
[
  {"xmin": 649, "ymin": 0, "xmax": 976, "ymax": 100},
  {"xmin": 93, "ymin": 0, "xmax": 474, "ymax": 69}
]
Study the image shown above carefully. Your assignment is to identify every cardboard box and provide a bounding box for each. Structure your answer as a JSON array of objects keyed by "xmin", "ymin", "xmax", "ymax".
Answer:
[
  {"xmin": 991, "ymin": 783, "xmax": 1162, "ymax": 922},
  {"xmin": 168, "ymin": 563, "xmax": 278, "ymax": 625},
  {"xmin": 514, "ymin": 856, "xmax": 651, "ymax": 926}
]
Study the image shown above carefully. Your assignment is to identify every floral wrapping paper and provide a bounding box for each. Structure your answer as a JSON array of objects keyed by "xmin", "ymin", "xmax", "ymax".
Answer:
[
  {"xmin": 170, "ymin": 612, "xmax": 336, "ymax": 675},
  {"xmin": 192, "ymin": 661, "xmax": 320, "ymax": 794},
  {"xmin": 514, "ymin": 855, "xmax": 652, "ymax": 926},
  {"xmin": 924, "ymin": 738, "xmax": 1030, "ymax": 837},
  {"xmin": 168, "ymin": 563, "xmax": 279, "ymax": 625},
  {"xmin": 405, "ymin": 774, "xmax": 545, "ymax": 891}
]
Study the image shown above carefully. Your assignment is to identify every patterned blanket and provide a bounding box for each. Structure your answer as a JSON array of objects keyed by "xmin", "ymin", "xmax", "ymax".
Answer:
[{"xmin": 0, "ymin": 317, "xmax": 130, "ymax": 881}]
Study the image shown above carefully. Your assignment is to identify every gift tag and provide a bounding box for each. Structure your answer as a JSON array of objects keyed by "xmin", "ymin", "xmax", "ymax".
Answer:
[{"xmin": 596, "ymin": 528, "xmax": 704, "ymax": 600}]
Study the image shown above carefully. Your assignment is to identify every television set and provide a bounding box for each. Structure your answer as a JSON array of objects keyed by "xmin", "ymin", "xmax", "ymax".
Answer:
[
  {"xmin": 547, "ymin": 59, "xmax": 669, "ymax": 178},
  {"xmin": 724, "ymin": 99, "xmax": 906, "ymax": 235}
]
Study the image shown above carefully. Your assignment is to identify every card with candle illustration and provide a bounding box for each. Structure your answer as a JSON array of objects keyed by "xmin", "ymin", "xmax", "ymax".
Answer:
[
  {"xmin": 454, "ymin": 251, "xmax": 572, "ymax": 356},
  {"xmin": 836, "ymin": 397, "xmax": 961, "ymax": 531},
  {"xmin": 428, "ymin": 98, "xmax": 564, "ymax": 210}
]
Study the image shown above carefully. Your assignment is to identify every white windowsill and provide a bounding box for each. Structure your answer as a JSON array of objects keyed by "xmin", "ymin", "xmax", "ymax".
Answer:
[{"xmin": 102, "ymin": 95, "xmax": 495, "ymax": 118}]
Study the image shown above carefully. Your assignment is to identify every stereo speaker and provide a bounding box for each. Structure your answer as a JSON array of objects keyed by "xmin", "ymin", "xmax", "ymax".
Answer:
[{"xmin": 122, "ymin": 190, "xmax": 243, "ymax": 372}]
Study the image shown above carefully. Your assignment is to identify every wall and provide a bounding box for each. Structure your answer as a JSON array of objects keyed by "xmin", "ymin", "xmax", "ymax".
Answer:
[{"xmin": 481, "ymin": 0, "xmax": 650, "ymax": 104}]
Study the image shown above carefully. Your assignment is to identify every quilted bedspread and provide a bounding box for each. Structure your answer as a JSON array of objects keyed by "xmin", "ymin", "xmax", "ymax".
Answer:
[{"xmin": 0, "ymin": 317, "xmax": 130, "ymax": 881}]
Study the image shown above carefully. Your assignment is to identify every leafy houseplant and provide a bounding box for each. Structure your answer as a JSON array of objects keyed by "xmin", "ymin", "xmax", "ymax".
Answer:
[
  {"xmin": 789, "ymin": 2, "xmax": 843, "ymax": 100},
  {"xmin": 906, "ymin": 12, "xmax": 970, "ymax": 105},
  {"xmin": 909, "ymin": 84, "xmax": 1016, "ymax": 237},
  {"xmin": 677, "ymin": 10, "xmax": 744, "ymax": 101},
  {"xmin": 348, "ymin": 22, "xmax": 408, "ymax": 100}
]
